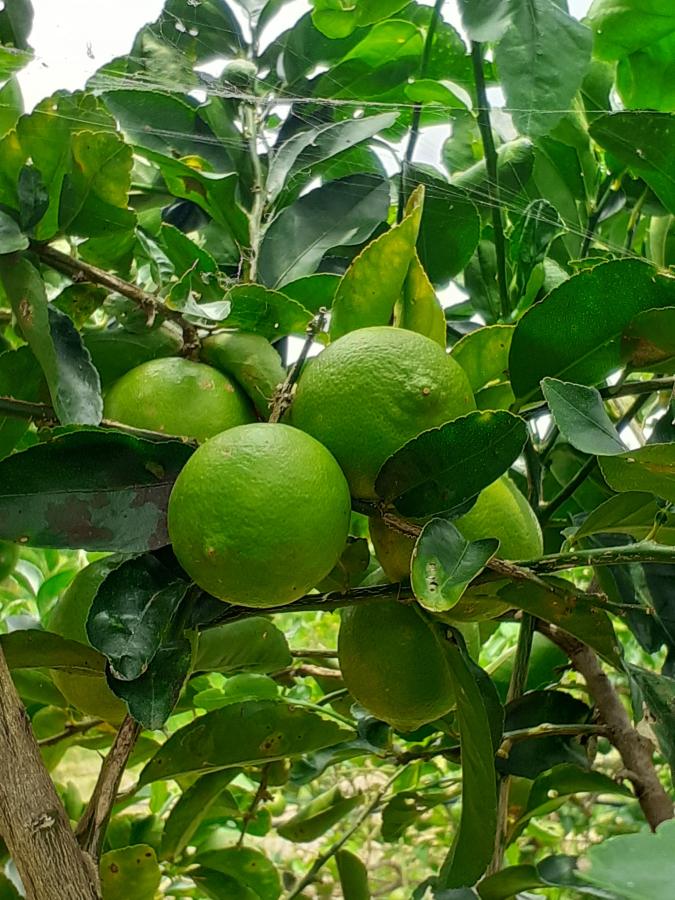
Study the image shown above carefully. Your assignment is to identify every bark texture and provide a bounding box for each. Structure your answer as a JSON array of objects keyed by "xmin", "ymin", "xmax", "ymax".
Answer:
[{"xmin": 0, "ymin": 648, "xmax": 101, "ymax": 899}]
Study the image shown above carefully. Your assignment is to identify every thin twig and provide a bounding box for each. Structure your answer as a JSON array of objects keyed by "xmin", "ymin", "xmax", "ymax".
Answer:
[
  {"xmin": 540, "ymin": 624, "xmax": 673, "ymax": 830},
  {"xmin": 273, "ymin": 663, "xmax": 342, "ymax": 681},
  {"xmin": 518, "ymin": 540, "xmax": 675, "ymax": 573},
  {"xmin": 581, "ymin": 174, "xmax": 617, "ymax": 257},
  {"xmin": 500, "ymin": 722, "xmax": 608, "ymax": 751},
  {"xmin": 38, "ymin": 719, "xmax": 104, "ymax": 748},
  {"xmin": 75, "ymin": 715, "xmax": 141, "ymax": 859},
  {"xmin": 522, "ymin": 377, "xmax": 675, "ymax": 421},
  {"xmin": 290, "ymin": 649, "xmax": 339, "ymax": 659},
  {"xmin": 539, "ymin": 456, "xmax": 598, "ymax": 524},
  {"xmin": 268, "ymin": 309, "xmax": 327, "ymax": 423},
  {"xmin": 237, "ymin": 765, "xmax": 271, "ymax": 848},
  {"xmin": 471, "ymin": 41, "xmax": 509, "ymax": 318},
  {"xmin": 32, "ymin": 243, "xmax": 200, "ymax": 356}
]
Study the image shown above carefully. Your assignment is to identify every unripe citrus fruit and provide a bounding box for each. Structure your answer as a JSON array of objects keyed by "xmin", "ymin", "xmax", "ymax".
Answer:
[
  {"xmin": 338, "ymin": 599, "xmax": 454, "ymax": 731},
  {"xmin": 290, "ymin": 326, "xmax": 475, "ymax": 499},
  {"xmin": 48, "ymin": 558, "xmax": 127, "ymax": 724},
  {"xmin": 370, "ymin": 477, "xmax": 543, "ymax": 620},
  {"xmin": 104, "ymin": 357, "xmax": 255, "ymax": 442},
  {"xmin": 168, "ymin": 423, "xmax": 351, "ymax": 607}
]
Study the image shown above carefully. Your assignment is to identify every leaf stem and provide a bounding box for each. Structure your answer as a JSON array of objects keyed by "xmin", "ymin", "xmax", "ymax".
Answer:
[
  {"xmin": 470, "ymin": 41, "xmax": 509, "ymax": 318},
  {"xmin": 32, "ymin": 243, "xmax": 200, "ymax": 356},
  {"xmin": 539, "ymin": 456, "xmax": 598, "ymax": 524},
  {"xmin": 397, "ymin": 0, "xmax": 444, "ymax": 221},
  {"xmin": 268, "ymin": 308, "xmax": 327, "ymax": 423},
  {"xmin": 580, "ymin": 174, "xmax": 616, "ymax": 258},
  {"xmin": 518, "ymin": 540, "xmax": 675, "ymax": 573}
]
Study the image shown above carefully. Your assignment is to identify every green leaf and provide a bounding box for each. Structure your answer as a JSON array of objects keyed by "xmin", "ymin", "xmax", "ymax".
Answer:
[
  {"xmin": 629, "ymin": 665, "xmax": 675, "ymax": 773},
  {"xmin": 623, "ymin": 308, "xmax": 675, "ymax": 373},
  {"xmin": 590, "ymin": 112, "xmax": 675, "ymax": 214},
  {"xmin": 267, "ymin": 112, "xmax": 398, "ymax": 204},
  {"xmin": 0, "ymin": 210, "xmax": 27, "ymax": 252},
  {"xmin": 194, "ymin": 674, "xmax": 279, "ymax": 711},
  {"xmin": 258, "ymin": 174, "xmax": 389, "ymax": 288},
  {"xmin": 0, "ymin": 257, "xmax": 103, "ymax": 425},
  {"xmin": 108, "ymin": 636, "xmax": 192, "ymax": 730},
  {"xmin": 280, "ymin": 273, "xmax": 340, "ymax": 313},
  {"xmin": 277, "ymin": 785, "xmax": 362, "ymax": 842},
  {"xmin": 412, "ymin": 519, "xmax": 498, "ymax": 613},
  {"xmin": 541, "ymin": 379, "xmax": 626, "ymax": 456},
  {"xmin": 330, "ymin": 185, "xmax": 423, "ymax": 339},
  {"xmin": 451, "ymin": 325, "xmax": 514, "ymax": 408},
  {"xmin": 0, "ymin": 346, "xmax": 48, "ymax": 460},
  {"xmin": 450, "ymin": 138, "xmax": 534, "ymax": 211},
  {"xmin": 336, "ymin": 849, "xmax": 371, "ymax": 900},
  {"xmin": 615, "ymin": 33, "xmax": 675, "ymax": 112},
  {"xmin": 408, "ymin": 170, "xmax": 481, "ymax": 285},
  {"xmin": 219, "ymin": 284, "xmax": 312, "ymax": 341},
  {"xmin": 587, "ymin": 0, "xmax": 675, "ymax": 61},
  {"xmin": 0, "ymin": 629, "xmax": 105, "ymax": 674},
  {"xmin": 478, "ymin": 856, "xmax": 602, "ymax": 900},
  {"xmin": 394, "ymin": 253, "xmax": 446, "ymax": 347},
  {"xmin": 495, "ymin": 0, "xmax": 592, "ymax": 137},
  {"xmin": 375, "ymin": 411, "xmax": 528, "ymax": 518},
  {"xmin": 191, "ymin": 868, "xmax": 258, "ymax": 900},
  {"xmin": 498, "ymin": 580, "xmax": 624, "ymax": 669},
  {"xmin": 457, "ymin": 0, "xmax": 511, "ymax": 42},
  {"xmin": 140, "ymin": 700, "xmax": 353, "ymax": 784},
  {"xmin": 317, "ymin": 537, "xmax": 370, "ymax": 592},
  {"xmin": 52, "ymin": 283, "xmax": 107, "ymax": 329},
  {"xmin": 574, "ymin": 492, "xmax": 675, "ymax": 544},
  {"xmin": 579, "ymin": 817, "xmax": 675, "ymax": 900},
  {"xmin": 194, "ymin": 848, "xmax": 281, "ymax": 900},
  {"xmin": 438, "ymin": 630, "xmax": 498, "ymax": 889},
  {"xmin": 509, "ymin": 260, "xmax": 675, "ymax": 403},
  {"xmin": 312, "ymin": 0, "xmax": 408, "ymax": 39},
  {"xmin": 599, "ymin": 444, "xmax": 675, "ymax": 503},
  {"xmin": 0, "ymin": 429, "xmax": 193, "ymax": 551},
  {"xmin": 87, "ymin": 554, "xmax": 189, "ymax": 681},
  {"xmin": 161, "ymin": 768, "xmax": 242, "ymax": 861},
  {"xmin": 100, "ymin": 844, "xmax": 161, "ymax": 900},
  {"xmin": 194, "ymin": 619, "xmax": 291, "ymax": 675},
  {"xmin": 0, "ymin": 0, "xmax": 33, "ymax": 50},
  {"xmin": 83, "ymin": 322, "xmax": 183, "ymax": 388}
]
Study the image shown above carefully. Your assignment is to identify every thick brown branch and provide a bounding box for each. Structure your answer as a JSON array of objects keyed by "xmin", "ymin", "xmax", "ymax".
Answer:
[
  {"xmin": 0, "ymin": 647, "xmax": 101, "ymax": 899},
  {"xmin": 32, "ymin": 243, "xmax": 200, "ymax": 356},
  {"xmin": 541, "ymin": 624, "xmax": 673, "ymax": 830},
  {"xmin": 76, "ymin": 715, "xmax": 141, "ymax": 859}
]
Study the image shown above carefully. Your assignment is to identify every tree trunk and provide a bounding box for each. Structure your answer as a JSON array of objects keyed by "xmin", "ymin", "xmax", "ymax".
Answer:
[{"xmin": 0, "ymin": 647, "xmax": 101, "ymax": 899}]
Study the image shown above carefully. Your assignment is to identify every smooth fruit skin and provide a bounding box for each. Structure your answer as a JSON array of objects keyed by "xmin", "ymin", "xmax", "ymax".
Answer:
[
  {"xmin": 48, "ymin": 558, "xmax": 127, "ymax": 724},
  {"xmin": 290, "ymin": 326, "xmax": 475, "ymax": 499},
  {"xmin": 104, "ymin": 357, "xmax": 255, "ymax": 442},
  {"xmin": 338, "ymin": 599, "xmax": 455, "ymax": 732},
  {"xmin": 370, "ymin": 477, "xmax": 543, "ymax": 620},
  {"xmin": 168, "ymin": 423, "xmax": 351, "ymax": 607}
]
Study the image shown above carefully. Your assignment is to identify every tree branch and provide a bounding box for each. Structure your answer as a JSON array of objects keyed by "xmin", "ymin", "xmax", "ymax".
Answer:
[
  {"xmin": 268, "ymin": 309, "xmax": 327, "ymax": 423},
  {"xmin": 38, "ymin": 719, "xmax": 104, "ymax": 748},
  {"xmin": 518, "ymin": 540, "xmax": 675, "ymax": 574},
  {"xmin": 523, "ymin": 377, "xmax": 675, "ymax": 421},
  {"xmin": 540, "ymin": 624, "xmax": 673, "ymax": 830},
  {"xmin": 75, "ymin": 715, "xmax": 141, "ymax": 859},
  {"xmin": 0, "ymin": 646, "xmax": 101, "ymax": 899},
  {"xmin": 32, "ymin": 243, "xmax": 200, "ymax": 356},
  {"xmin": 471, "ymin": 41, "xmax": 509, "ymax": 318}
]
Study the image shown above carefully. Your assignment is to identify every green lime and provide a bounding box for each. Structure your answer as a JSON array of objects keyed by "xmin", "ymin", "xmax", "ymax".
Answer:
[
  {"xmin": 291, "ymin": 326, "xmax": 475, "ymax": 499},
  {"xmin": 168, "ymin": 423, "xmax": 351, "ymax": 607},
  {"xmin": 104, "ymin": 357, "xmax": 255, "ymax": 442},
  {"xmin": 48, "ymin": 558, "xmax": 127, "ymax": 724},
  {"xmin": 338, "ymin": 599, "xmax": 455, "ymax": 731}
]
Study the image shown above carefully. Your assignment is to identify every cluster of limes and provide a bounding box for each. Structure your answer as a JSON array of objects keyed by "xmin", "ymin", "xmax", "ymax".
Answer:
[{"xmin": 50, "ymin": 325, "xmax": 545, "ymax": 731}]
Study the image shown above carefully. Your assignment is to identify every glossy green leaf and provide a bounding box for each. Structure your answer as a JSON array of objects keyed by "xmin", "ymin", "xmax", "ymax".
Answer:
[
  {"xmin": 541, "ymin": 379, "xmax": 625, "ymax": 456},
  {"xmin": 259, "ymin": 174, "xmax": 389, "ymax": 288},
  {"xmin": 590, "ymin": 112, "xmax": 675, "ymax": 214},
  {"xmin": 194, "ymin": 618, "xmax": 291, "ymax": 675},
  {"xmin": 83, "ymin": 322, "xmax": 183, "ymax": 388},
  {"xmin": 195, "ymin": 847, "xmax": 281, "ymax": 900},
  {"xmin": 140, "ymin": 700, "xmax": 353, "ymax": 784},
  {"xmin": 312, "ymin": 0, "xmax": 408, "ymax": 39},
  {"xmin": 277, "ymin": 785, "xmax": 362, "ymax": 842},
  {"xmin": 509, "ymin": 260, "xmax": 675, "ymax": 403},
  {"xmin": 0, "ymin": 629, "xmax": 105, "ymax": 674},
  {"xmin": 457, "ymin": 0, "xmax": 510, "ymax": 41},
  {"xmin": 451, "ymin": 325, "xmax": 514, "ymax": 405},
  {"xmin": 381, "ymin": 789, "xmax": 453, "ymax": 844},
  {"xmin": 317, "ymin": 537, "xmax": 370, "ymax": 592},
  {"xmin": 87, "ymin": 554, "xmax": 189, "ymax": 681},
  {"xmin": 267, "ymin": 112, "xmax": 398, "ymax": 203},
  {"xmin": 0, "ymin": 429, "xmax": 193, "ymax": 551},
  {"xmin": 375, "ymin": 411, "xmax": 528, "ymax": 518},
  {"xmin": 0, "ymin": 210, "xmax": 27, "ymax": 252},
  {"xmin": 336, "ymin": 849, "xmax": 371, "ymax": 900},
  {"xmin": 394, "ymin": 252, "xmax": 446, "ymax": 347},
  {"xmin": 587, "ymin": 0, "xmax": 675, "ymax": 61},
  {"xmin": 599, "ymin": 444, "xmax": 675, "ymax": 503},
  {"xmin": 498, "ymin": 580, "xmax": 624, "ymax": 669},
  {"xmin": 191, "ymin": 868, "xmax": 257, "ymax": 900},
  {"xmin": 495, "ymin": 0, "xmax": 591, "ymax": 136},
  {"xmin": 574, "ymin": 492, "xmax": 675, "ymax": 544},
  {"xmin": 450, "ymin": 138, "xmax": 534, "ymax": 210},
  {"xmin": 52, "ymin": 283, "xmax": 107, "ymax": 329},
  {"xmin": 194, "ymin": 674, "xmax": 279, "ymax": 711},
  {"xmin": 161, "ymin": 768, "xmax": 242, "ymax": 861},
  {"xmin": 615, "ymin": 33, "xmax": 675, "ymax": 112},
  {"xmin": 579, "ymin": 817, "xmax": 675, "ymax": 900},
  {"xmin": 280, "ymin": 273, "xmax": 340, "ymax": 313},
  {"xmin": 99, "ymin": 845, "xmax": 160, "ymax": 900},
  {"xmin": 0, "ymin": 257, "xmax": 103, "ymax": 425},
  {"xmin": 411, "ymin": 519, "xmax": 499, "ymax": 613},
  {"xmin": 438, "ymin": 630, "xmax": 498, "ymax": 889},
  {"xmin": 217, "ymin": 285, "xmax": 312, "ymax": 341},
  {"xmin": 330, "ymin": 185, "xmax": 423, "ymax": 339},
  {"xmin": 17, "ymin": 164, "xmax": 49, "ymax": 230},
  {"xmin": 478, "ymin": 856, "xmax": 601, "ymax": 900},
  {"xmin": 623, "ymin": 308, "xmax": 675, "ymax": 372},
  {"xmin": 0, "ymin": 346, "xmax": 48, "ymax": 460},
  {"xmin": 629, "ymin": 665, "xmax": 675, "ymax": 773},
  {"xmin": 109, "ymin": 636, "xmax": 192, "ymax": 729}
]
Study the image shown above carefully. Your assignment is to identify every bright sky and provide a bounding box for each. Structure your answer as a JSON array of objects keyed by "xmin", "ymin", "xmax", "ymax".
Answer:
[{"xmin": 19, "ymin": 0, "xmax": 593, "ymax": 111}]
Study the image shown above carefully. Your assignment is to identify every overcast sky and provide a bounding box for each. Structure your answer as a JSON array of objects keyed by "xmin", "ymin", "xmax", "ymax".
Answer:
[{"xmin": 19, "ymin": 0, "xmax": 593, "ymax": 111}]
